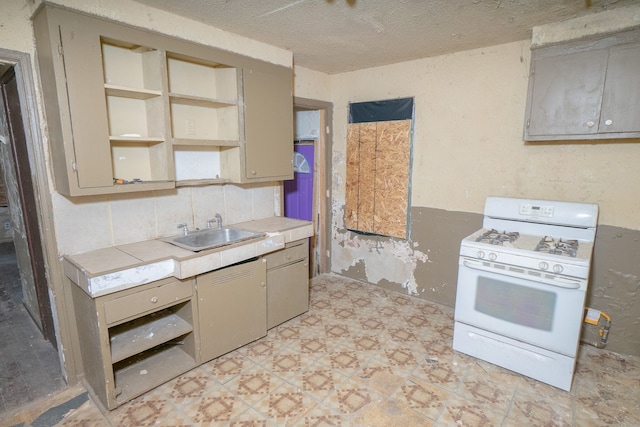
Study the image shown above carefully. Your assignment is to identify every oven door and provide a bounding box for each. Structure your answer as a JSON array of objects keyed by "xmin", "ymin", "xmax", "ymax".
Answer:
[{"xmin": 454, "ymin": 256, "xmax": 586, "ymax": 357}]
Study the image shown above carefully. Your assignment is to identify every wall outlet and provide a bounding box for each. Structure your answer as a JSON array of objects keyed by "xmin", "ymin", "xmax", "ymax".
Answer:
[{"xmin": 4, "ymin": 221, "xmax": 10, "ymax": 230}]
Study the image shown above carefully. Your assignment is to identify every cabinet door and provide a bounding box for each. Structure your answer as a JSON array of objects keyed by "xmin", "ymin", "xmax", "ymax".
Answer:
[
  {"xmin": 267, "ymin": 259, "xmax": 309, "ymax": 329},
  {"xmin": 525, "ymin": 49, "xmax": 608, "ymax": 139},
  {"xmin": 197, "ymin": 259, "xmax": 266, "ymax": 362},
  {"xmin": 243, "ymin": 66, "xmax": 294, "ymax": 181},
  {"xmin": 59, "ymin": 24, "xmax": 114, "ymax": 188},
  {"xmin": 599, "ymin": 42, "xmax": 640, "ymax": 133}
]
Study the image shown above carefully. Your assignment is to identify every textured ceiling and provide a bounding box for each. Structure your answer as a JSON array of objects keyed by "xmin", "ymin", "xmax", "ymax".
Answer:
[{"xmin": 131, "ymin": 0, "xmax": 638, "ymax": 74}]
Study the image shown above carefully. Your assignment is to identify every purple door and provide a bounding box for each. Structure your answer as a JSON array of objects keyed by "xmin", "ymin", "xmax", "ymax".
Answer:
[{"xmin": 284, "ymin": 144, "xmax": 314, "ymax": 221}]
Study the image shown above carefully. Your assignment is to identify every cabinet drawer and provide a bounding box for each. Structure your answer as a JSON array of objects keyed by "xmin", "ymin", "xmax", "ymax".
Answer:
[
  {"xmin": 264, "ymin": 239, "xmax": 309, "ymax": 270},
  {"xmin": 104, "ymin": 279, "xmax": 192, "ymax": 325}
]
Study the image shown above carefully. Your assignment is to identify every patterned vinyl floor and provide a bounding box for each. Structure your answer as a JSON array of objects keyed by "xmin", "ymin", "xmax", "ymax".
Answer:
[{"xmin": 19, "ymin": 273, "xmax": 640, "ymax": 426}]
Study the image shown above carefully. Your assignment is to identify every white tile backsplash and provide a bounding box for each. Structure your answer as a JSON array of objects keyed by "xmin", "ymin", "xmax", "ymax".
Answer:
[
  {"xmin": 224, "ymin": 184, "xmax": 255, "ymax": 225},
  {"xmin": 252, "ymin": 184, "xmax": 278, "ymax": 220},
  {"xmin": 54, "ymin": 183, "xmax": 280, "ymax": 255},
  {"xmin": 110, "ymin": 192, "xmax": 158, "ymax": 246},
  {"xmin": 155, "ymin": 188, "xmax": 194, "ymax": 237},
  {"xmin": 192, "ymin": 185, "xmax": 225, "ymax": 229},
  {"xmin": 54, "ymin": 201, "xmax": 112, "ymax": 255}
]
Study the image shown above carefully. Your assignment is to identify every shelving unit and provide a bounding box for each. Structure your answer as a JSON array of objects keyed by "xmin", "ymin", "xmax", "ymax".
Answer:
[
  {"xmin": 70, "ymin": 277, "xmax": 199, "ymax": 410},
  {"xmin": 167, "ymin": 54, "xmax": 242, "ymax": 182},
  {"xmin": 34, "ymin": 4, "xmax": 293, "ymax": 196},
  {"xmin": 101, "ymin": 40, "xmax": 171, "ymax": 184}
]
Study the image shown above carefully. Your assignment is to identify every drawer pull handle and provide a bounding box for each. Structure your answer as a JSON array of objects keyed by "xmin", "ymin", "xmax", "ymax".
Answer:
[{"xmin": 150, "ymin": 296, "xmax": 158, "ymax": 304}]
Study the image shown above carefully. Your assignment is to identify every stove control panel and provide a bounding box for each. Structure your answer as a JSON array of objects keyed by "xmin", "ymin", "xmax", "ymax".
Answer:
[{"xmin": 519, "ymin": 203, "xmax": 554, "ymax": 218}]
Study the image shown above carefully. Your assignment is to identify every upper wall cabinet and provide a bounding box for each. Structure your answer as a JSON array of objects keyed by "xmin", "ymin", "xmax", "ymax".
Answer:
[
  {"xmin": 524, "ymin": 30, "xmax": 640, "ymax": 141},
  {"xmin": 33, "ymin": 5, "xmax": 293, "ymax": 196}
]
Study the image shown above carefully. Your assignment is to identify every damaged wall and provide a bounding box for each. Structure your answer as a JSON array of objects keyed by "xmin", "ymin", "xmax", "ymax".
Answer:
[{"xmin": 326, "ymin": 33, "xmax": 640, "ymax": 357}]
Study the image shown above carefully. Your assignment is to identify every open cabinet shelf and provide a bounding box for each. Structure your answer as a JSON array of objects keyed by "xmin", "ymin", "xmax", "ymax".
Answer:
[
  {"xmin": 34, "ymin": 4, "xmax": 293, "ymax": 196},
  {"xmin": 109, "ymin": 306, "xmax": 193, "ymax": 363},
  {"xmin": 70, "ymin": 276, "xmax": 198, "ymax": 410},
  {"xmin": 113, "ymin": 344, "xmax": 196, "ymax": 405}
]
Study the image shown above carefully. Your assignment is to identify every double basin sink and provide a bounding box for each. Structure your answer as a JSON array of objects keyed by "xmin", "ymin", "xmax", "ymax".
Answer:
[{"xmin": 163, "ymin": 227, "xmax": 265, "ymax": 252}]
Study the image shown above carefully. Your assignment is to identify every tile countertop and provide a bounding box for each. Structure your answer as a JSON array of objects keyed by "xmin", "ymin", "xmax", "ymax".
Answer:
[{"xmin": 63, "ymin": 217, "xmax": 314, "ymax": 298}]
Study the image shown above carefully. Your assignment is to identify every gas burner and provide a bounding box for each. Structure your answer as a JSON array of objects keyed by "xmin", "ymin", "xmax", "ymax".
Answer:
[
  {"xmin": 535, "ymin": 236, "xmax": 578, "ymax": 257},
  {"xmin": 476, "ymin": 229, "xmax": 520, "ymax": 246}
]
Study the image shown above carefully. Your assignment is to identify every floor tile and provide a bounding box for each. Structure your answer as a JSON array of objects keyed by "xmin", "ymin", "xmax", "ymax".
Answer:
[{"xmin": 7, "ymin": 272, "xmax": 640, "ymax": 427}]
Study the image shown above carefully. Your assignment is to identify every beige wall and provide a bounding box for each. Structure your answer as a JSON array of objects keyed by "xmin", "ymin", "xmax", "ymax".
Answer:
[{"xmin": 329, "ymin": 40, "xmax": 640, "ymax": 229}]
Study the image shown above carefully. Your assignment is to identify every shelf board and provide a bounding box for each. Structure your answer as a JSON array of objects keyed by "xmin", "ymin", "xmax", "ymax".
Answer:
[
  {"xmin": 109, "ymin": 136, "xmax": 165, "ymax": 143},
  {"xmin": 172, "ymin": 138, "xmax": 240, "ymax": 147},
  {"xmin": 169, "ymin": 93, "xmax": 236, "ymax": 108},
  {"xmin": 105, "ymin": 84, "xmax": 161, "ymax": 100},
  {"xmin": 109, "ymin": 311, "xmax": 193, "ymax": 363},
  {"xmin": 114, "ymin": 345, "xmax": 196, "ymax": 405}
]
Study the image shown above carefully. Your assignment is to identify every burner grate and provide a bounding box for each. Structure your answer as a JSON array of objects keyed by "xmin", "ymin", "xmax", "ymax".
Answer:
[
  {"xmin": 535, "ymin": 236, "xmax": 579, "ymax": 257},
  {"xmin": 475, "ymin": 229, "xmax": 520, "ymax": 246}
]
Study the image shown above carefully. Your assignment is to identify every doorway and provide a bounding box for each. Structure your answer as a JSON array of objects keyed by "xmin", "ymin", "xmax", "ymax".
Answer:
[
  {"xmin": 287, "ymin": 98, "xmax": 333, "ymax": 276},
  {"xmin": 0, "ymin": 60, "xmax": 64, "ymax": 413}
]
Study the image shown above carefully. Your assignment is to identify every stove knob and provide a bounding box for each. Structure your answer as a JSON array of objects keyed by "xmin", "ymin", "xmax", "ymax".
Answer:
[
  {"xmin": 553, "ymin": 264, "xmax": 563, "ymax": 273},
  {"xmin": 477, "ymin": 251, "xmax": 485, "ymax": 259},
  {"xmin": 488, "ymin": 253, "xmax": 497, "ymax": 261},
  {"xmin": 539, "ymin": 262, "xmax": 549, "ymax": 270}
]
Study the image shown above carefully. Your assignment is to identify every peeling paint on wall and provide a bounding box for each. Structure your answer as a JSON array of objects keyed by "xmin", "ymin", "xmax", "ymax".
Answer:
[{"xmin": 331, "ymin": 201, "xmax": 428, "ymax": 295}]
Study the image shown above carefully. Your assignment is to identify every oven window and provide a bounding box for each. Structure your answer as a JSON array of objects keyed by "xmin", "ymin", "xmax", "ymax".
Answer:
[{"xmin": 475, "ymin": 277, "xmax": 556, "ymax": 331}]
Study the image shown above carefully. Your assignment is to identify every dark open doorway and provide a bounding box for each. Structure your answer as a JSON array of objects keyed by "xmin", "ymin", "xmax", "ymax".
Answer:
[{"xmin": 0, "ymin": 62, "xmax": 64, "ymax": 414}]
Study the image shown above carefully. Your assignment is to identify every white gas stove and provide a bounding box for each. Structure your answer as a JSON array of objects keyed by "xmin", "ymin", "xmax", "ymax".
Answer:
[{"xmin": 453, "ymin": 196, "xmax": 598, "ymax": 391}]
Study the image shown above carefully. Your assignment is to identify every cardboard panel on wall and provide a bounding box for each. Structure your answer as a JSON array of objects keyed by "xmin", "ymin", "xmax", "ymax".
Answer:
[
  {"xmin": 345, "ymin": 125, "xmax": 360, "ymax": 230},
  {"xmin": 345, "ymin": 118, "xmax": 411, "ymax": 239},
  {"xmin": 374, "ymin": 120, "xmax": 411, "ymax": 238}
]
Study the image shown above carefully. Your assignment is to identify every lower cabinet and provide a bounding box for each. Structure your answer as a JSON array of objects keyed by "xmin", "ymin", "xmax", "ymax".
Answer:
[
  {"xmin": 264, "ymin": 239, "xmax": 310, "ymax": 329},
  {"xmin": 71, "ymin": 277, "xmax": 198, "ymax": 410},
  {"xmin": 71, "ymin": 244, "xmax": 308, "ymax": 410},
  {"xmin": 197, "ymin": 257, "xmax": 267, "ymax": 362}
]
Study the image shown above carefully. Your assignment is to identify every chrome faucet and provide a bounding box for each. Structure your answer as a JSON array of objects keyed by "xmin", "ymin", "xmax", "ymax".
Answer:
[
  {"xmin": 177, "ymin": 223, "xmax": 189, "ymax": 236},
  {"xmin": 207, "ymin": 213, "xmax": 223, "ymax": 230}
]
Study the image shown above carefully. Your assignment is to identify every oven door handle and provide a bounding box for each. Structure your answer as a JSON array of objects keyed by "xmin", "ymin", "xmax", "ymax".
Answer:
[{"xmin": 462, "ymin": 259, "xmax": 582, "ymax": 290}]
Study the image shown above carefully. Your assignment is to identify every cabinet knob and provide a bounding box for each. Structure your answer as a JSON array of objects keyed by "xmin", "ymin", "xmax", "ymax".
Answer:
[
  {"xmin": 260, "ymin": 281, "xmax": 266, "ymax": 287},
  {"xmin": 150, "ymin": 296, "xmax": 158, "ymax": 304},
  {"xmin": 285, "ymin": 254, "xmax": 291, "ymax": 259},
  {"xmin": 604, "ymin": 119, "xmax": 613, "ymax": 126},
  {"xmin": 586, "ymin": 121, "xmax": 595, "ymax": 128},
  {"xmin": 250, "ymin": 170, "xmax": 257, "ymax": 176}
]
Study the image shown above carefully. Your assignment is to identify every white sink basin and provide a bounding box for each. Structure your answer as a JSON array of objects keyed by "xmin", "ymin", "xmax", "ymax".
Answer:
[{"xmin": 163, "ymin": 227, "xmax": 265, "ymax": 252}]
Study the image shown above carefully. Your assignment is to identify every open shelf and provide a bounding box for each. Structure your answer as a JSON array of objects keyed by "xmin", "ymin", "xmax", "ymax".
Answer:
[
  {"xmin": 172, "ymin": 138, "xmax": 239, "ymax": 147},
  {"xmin": 109, "ymin": 308, "xmax": 193, "ymax": 364},
  {"xmin": 111, "ymin": 141, "xmax": 169, "ymax": 182},
  {"xmin": 105, "ymin": 84, "xmax": 161, "ymax": 100},
  {"xmin": 169, "ymin": 93, "xmax": 235, "ymax": 108},
  {"xmin": 170, "ymin": 103, "xmax": 239, "ymax": 141},
  {"xmin": 113, "ymin": 344, "xmax": 196, "ymax": 405},
  {"xmin": 109, "ymin": 136, "xmax": 165, "ymax": 143},
  {"xmin": 167, "ymin": 54, "xmax": 240, "ymax": 149},
  {"xmin": 167, "ymin": 55, "xmax": 238, "ymax": 100}
]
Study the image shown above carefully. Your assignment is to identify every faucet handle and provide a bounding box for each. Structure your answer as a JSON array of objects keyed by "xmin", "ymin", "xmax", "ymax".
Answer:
[
  {"xmin": 206, "ymin": 219, "xmax": 214, "ymax": 229},
  {"xmin": 177, "ymin": 223, "xmax": 188, "ymax": 235}
]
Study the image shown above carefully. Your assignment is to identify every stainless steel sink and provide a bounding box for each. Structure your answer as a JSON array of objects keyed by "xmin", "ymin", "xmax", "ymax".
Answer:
[{"xmin": 163, "ymin": 227, "xmax": 265, "ymax": 252}]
